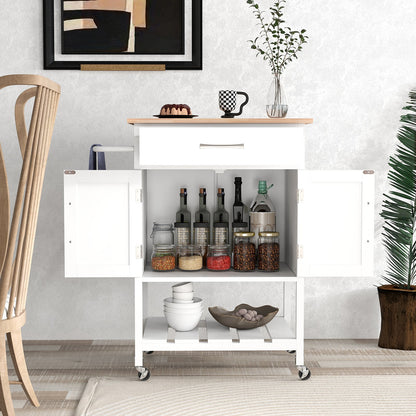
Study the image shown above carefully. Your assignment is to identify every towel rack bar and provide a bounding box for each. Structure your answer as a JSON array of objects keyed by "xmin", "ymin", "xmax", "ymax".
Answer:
[{"xmin": 92, "ymin": 146, "xmax": 134, "ymax": 153}]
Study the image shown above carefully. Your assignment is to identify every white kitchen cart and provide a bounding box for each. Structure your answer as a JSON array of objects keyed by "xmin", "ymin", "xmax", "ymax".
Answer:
[{"xmin": 64, "ymin": 118, "xmax": 375, "ymax": 381}]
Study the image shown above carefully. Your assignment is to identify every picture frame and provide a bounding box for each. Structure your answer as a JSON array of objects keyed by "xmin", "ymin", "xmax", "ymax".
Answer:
[{"xmin": 43, "ymin": 0, "xmax": 202, "ymax": 70}]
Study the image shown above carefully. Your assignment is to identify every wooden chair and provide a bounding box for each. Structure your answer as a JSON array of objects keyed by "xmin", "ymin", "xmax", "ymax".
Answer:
[{"xmin": 0, "ymin": 75, "xmax": 60, "ymax": 415}]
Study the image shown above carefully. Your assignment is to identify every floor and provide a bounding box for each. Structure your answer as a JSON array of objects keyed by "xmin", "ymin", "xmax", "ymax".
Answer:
[{"xmin": 8, "ymin": 339, "xmax": 416, "ymax": 415}]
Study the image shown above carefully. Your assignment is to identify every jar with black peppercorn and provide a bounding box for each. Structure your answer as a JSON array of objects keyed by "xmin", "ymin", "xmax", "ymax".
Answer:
[
  {"xmin": 233, "ymin": 232, "xmax": 256, "ymax": 272},
  {"xmin": 258, "ymin": 232, "xmax": 280, "ymax": 272}
]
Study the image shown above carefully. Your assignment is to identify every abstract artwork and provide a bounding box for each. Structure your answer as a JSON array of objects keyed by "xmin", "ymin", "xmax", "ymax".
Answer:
[{"xmin": 44, "ymin": 0, "xmax": 202, "ymax": 70}]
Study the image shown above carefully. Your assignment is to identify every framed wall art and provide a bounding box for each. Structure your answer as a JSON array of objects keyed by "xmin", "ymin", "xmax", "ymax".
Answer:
[{"xmin": 43, "ymin": 0, "xmax": 202, "ymax": 70}]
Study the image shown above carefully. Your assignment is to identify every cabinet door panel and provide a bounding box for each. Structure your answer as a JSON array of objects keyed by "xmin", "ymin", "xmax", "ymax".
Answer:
[
  {"xmin": 297, "ymin": 170, "xmax": 374, "ymax": 277},
  {"xmin": 64, "ymin": 171, "xmax": 143, "ymax": 278}
]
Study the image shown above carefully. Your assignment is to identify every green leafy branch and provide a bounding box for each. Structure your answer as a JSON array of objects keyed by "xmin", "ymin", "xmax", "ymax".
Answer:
[
  {"xmin": 246, "ymin": 0, "xmax": 308, "ymax": 77},
  {"xmin": 380, "ymin": 90, "xmax": 416, "ymax": 289}
]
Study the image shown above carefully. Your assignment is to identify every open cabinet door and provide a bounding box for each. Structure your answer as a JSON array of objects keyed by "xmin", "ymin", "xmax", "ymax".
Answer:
[
  {"xmin": 297, "ymin": 170, "xmax": 374, "ymax": 277},
  {"xmin": 64, "ymin": 170, "xmax": 144, "ymax": 278}
]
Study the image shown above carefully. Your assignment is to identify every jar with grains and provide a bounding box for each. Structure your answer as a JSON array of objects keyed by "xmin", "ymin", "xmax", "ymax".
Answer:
[
  {"xmin": 258, "ymin": 232, "xmax": 280, "ymax": 272},
  {"xmin": 207, "ymin": 245, "xmax": 231, "ymax": 271},
  {"xmin": 151, "ymin": 245, "xmax": 176, "ymax": 272},
  {"xmin": 178, "ymin": 245, "xmax": 203, "ymax": 271},
  {"xmin": 233, "ymin": 232, "xmax": 256, "ymax": 272}
]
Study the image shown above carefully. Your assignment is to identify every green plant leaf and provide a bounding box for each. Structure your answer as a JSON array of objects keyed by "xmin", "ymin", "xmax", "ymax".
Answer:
[{"xmin": 380, "ymin": 89, "xmax": 416, "ymax": 288}]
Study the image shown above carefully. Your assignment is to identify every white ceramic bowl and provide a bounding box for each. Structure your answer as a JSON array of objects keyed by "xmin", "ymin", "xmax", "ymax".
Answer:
[
  {"xmin": 172, "ymin": 299, "xmax": 194, "ymax": 304},
  {"xmin": 164, "ymin": 309, "xmax": 202, "ymax": 332},
  {"xmin": 172, "ymin": 282, "xmax": 193, "ymax": 293},
  {"xmin": 164, "ymin": 304, "xmax": 203, "ymax": 313},
  {"xmin": 163, "ymin": 302, "xmax": 203, "ymax": 311},
  {"xmin": 172, "ymin": 291, "xmax": 194, "ymax": 301},
  {"xmin": 164, "ymin": 297, "xmax": 203, "ymax": 308}
]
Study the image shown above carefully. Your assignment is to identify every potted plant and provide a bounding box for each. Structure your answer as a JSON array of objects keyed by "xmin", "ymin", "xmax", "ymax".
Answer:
[
  {"xmin": 246, "ymin": 0, "xmax": 308, "ymax": 118},
  {"xmin": 379, "ymin": 89, "xmax": 416, "ymax": 350}
]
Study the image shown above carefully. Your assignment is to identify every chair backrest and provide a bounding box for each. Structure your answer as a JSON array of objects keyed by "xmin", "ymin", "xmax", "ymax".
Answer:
[{"xmin": 0, "ymin": 75, "xmax": 60, "ymax": 319}]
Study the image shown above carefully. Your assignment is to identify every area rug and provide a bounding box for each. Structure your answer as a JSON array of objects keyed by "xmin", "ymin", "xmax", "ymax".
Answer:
[{"xmin": 75, "ymin": 375, "xmax": 416, "ymax": 416}]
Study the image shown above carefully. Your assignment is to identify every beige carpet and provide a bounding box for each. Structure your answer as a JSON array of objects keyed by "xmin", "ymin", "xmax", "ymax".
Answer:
[{"xmin": 75, "ymin": 375, "xmax": 416, "ymax": 416}]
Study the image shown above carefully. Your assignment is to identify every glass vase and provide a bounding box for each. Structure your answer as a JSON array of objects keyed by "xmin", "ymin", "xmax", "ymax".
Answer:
[{"xmin": 266, "ymin": 75, "xmax": 288, "ymax": 118}]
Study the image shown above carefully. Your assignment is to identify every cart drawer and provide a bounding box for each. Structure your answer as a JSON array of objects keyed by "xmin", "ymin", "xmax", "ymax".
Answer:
[{"xmin": 138, "ymin": 125, "xmax": 305, "ymax": 169}]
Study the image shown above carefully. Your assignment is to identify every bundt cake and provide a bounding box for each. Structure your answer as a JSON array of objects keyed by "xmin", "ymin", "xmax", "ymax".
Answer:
[{"xmin": 160, "ymin": 104, "xmax": 191, "ymax": 116}]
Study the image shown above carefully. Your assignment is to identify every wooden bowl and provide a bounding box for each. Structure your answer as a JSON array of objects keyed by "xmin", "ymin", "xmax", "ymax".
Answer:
[{"xmin": 208, "ymin": 303, "xmax": 279, "ymax": 330}]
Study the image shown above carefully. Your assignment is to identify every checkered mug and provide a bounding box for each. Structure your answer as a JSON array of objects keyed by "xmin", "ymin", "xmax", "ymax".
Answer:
[{"xmin": 219, "ymin": 90, "xmax": 249, "ymax": 118}]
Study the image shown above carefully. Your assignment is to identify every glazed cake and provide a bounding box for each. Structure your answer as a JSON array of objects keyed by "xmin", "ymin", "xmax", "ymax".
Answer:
[{"xmin": 160, "ymin": 104, "xmax": 191, "ymax": 116}]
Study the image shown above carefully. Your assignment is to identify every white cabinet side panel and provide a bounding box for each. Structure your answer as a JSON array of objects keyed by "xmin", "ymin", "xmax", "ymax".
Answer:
[
  {"xmin": 297, "ymin": 170, "xmax": 374, "ymax": 277},
  {"xmin": 285, "ymin": 170, "xmax": 298, "ymax": 275},
  {"xmin": 64, "ymin": 170, "xmax": 143, "ymax": 278}
]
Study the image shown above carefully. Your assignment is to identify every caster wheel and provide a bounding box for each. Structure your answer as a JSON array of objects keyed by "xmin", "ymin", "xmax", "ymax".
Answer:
[
  {"xmin": 138, "ymin": 368, "xmax": 151, "ymax": 381},
  {"xmin": 298, "ymin": 368, "xmax": 311, "ymax": 381},
  {"xmin": 287, "ymin": 350, "xmax": 296, "ymax": 354},
  {"xmin": 145, "ymin": 351, "xmax": 154, "ymax": 355}
]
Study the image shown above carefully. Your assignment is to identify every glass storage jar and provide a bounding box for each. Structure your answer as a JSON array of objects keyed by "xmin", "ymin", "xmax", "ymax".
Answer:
[
  {"xmin": 151, "ymin": 245, "xmax": 176, "ymax": 272},
  {"xmin": 258, "ymin": 232, "xmax": 280, "ymax": 272},
  {"xmin": 150, "ymin": 222, "xmax": 174, "ymax": 246},
  {"xmin": 233, "ymin": 232, "xmax": 256, "ymax": 271},
  {"xmin": 207, "ymin": 245, "xmax": 231, "ymax": 271},
  {"xmin": 178, "ymin": 245, "xmax": 203, "ymax": 271}
]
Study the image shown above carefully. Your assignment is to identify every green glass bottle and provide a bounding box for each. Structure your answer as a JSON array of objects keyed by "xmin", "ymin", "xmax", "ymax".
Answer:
[
  {"xmin": 174, "ymin": 187, "xmax": 191, "ymax": 246},
  {"xmin": 213, "ymin": 188, "xmax": 229, "ymax": 244},
  {"xmin": 250, "ymin": 180, "xmax": 275, "ymax": 212}
]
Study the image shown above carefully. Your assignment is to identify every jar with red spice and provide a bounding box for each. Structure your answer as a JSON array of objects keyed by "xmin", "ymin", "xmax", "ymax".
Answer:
[{"xmin": 206, "ymin": 245, "xmax": 231, "ymax": 271}]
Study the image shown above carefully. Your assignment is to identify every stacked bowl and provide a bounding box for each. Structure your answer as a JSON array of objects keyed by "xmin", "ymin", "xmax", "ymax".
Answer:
[{"xmin": 164, "ymin": 282, "xmax": 203, "ymax": 331}]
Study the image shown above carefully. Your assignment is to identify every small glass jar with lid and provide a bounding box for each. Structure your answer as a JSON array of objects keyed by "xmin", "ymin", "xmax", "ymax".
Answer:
[
  {"xmin": 233, "ymin": 232, "xmax": 256, "ymax": 272},
  {"xmin": 151, "ymin": 245, "xmax": 176, "ymax": 272},
  {"xmin": 177, "ymin": 245, "xmax": 203, "ymax": 271},
  {"xmin": 258, "ymin": 232, "xmax": 280, "ymax": 272},
  {"xmin": 151, "ymin": 222, "xmax": 174, "ymax": 246},
  {"xmin": 207, "ymin": 245, "xmax": 231, "ymax": 271}
]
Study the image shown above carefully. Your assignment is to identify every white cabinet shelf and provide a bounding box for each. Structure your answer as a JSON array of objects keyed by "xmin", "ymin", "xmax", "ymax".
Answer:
[
  {"xmin": 142, "ymin": 263, "xmax": 296, "ymax": 282},
  {"xmin": 143, "ymin": 317, "xmax": 296, "ymax": 352},
  {"xmin": 64, "ymin": 118, "xmax": 374, "ymax": 380}
]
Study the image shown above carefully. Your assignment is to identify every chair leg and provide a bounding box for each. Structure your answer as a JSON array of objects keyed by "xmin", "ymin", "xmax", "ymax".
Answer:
[
  {"xmin": 0, "ymin": 335, "xmax": 15, "ymax": 416},
  {"xmin": 7, "ymin": 330, "xmax": 39, "ymax": 407}
]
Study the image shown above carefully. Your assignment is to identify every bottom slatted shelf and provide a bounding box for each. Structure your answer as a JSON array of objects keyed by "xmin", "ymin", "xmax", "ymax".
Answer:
[{"xmin": 142, "ymin": 317, "xmax": 297, "ymax": 351}]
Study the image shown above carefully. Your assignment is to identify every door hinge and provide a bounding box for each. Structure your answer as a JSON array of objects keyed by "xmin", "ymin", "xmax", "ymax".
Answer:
[
  {"xmin": 136, "ymin": 189, "xmax": 143, "ymax": 203},
  {"xmin": 136, "ymin": 245, "xmax": 143, "ymax": 259},
  {"xmin": 297, "ymin": 245, "xmax": 304, "ymax": 259},
  {"xmin": 297, "ymin": 189, "xmax": 304, "ymax": 203}
]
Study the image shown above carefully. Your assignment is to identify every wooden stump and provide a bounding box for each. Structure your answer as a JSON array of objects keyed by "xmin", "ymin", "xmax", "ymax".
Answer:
[{"xmin": 378, "ymin": 285, "xmax": 416, "ymax": 350}]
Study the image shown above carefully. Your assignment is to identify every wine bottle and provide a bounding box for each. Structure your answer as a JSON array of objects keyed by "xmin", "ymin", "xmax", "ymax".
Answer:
[
  {"xmin": 213, "ymin": 188, "xmax": 229, "ymax": 245},
  {"xmin": 175, "ymin": 187, "xmax": 191, "ymax": 246}
]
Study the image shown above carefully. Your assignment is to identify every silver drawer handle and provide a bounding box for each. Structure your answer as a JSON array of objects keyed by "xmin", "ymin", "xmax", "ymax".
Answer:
[{"xmin": 199, "ymin": 143, "xmax": 245, "ymax": 149}]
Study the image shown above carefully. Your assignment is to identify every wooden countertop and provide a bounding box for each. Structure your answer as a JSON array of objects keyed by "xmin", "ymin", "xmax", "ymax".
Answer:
[{"xmin": 128, "ymin": 118, "xmax": 313, "ymax": 125}]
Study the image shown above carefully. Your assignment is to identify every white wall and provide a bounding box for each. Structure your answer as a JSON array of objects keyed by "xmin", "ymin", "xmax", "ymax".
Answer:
[{"xmin": 0, "ymin": 1, "xmax": 415, "ymax": 339}]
